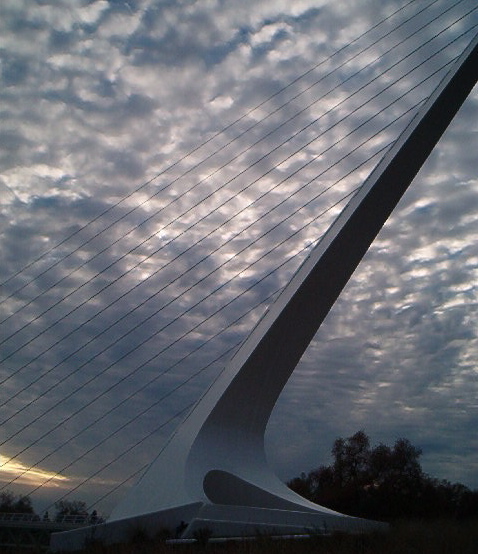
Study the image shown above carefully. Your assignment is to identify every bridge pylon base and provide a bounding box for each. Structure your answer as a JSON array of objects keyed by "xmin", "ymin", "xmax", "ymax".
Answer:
[{"xmin": 50, "ymin": 501, "xmax": 387, "ymax": 552}]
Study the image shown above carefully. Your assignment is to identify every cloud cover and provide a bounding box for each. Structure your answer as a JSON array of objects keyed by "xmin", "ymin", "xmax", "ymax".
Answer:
[{"xmin": 0, "ymin": 0, "xmax": 477, "ymax": 514}]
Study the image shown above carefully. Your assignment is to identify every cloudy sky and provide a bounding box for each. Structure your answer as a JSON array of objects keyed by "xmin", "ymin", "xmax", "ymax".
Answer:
[{"xmin": 1, "ymin": 0, "xmax": 477, "ymax": 516}]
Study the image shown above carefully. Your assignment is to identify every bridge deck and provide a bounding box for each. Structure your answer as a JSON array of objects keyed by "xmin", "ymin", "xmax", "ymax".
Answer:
[{"xmin": 0, "ymin": 513, "xmax": 98, "ymax": 551}]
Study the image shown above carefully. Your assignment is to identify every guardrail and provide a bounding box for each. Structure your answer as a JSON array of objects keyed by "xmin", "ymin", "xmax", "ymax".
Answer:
[
  {"xmin": 0, "ymin": 512, "xmax": 103, "ymax": 551},
  {"xmin": 0, "ymin": 512, "xmax": 103, "ymax": 526}
]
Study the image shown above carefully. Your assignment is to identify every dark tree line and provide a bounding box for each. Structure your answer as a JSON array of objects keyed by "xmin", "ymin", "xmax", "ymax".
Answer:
[
  {"xmin": 0, "ymin": 493, "xmax": 98, "ymax": 522},
  {"xmin": 0, "ymin": 491, "xmax": 34, "ymax": 514},
  {"xmin": 288, "ymin": 431, "xmax": 478, "ymax": 521},
  {"xmin": 54, "ymin": 499, "xmax": 88, "ymax": 518}
]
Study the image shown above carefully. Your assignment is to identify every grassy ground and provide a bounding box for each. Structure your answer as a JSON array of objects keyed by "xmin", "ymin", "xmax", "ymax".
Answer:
[
  {"xmin": 1, "ymin": 518, "xmax": 477, "ymax": 553},
  {"xmin": 70, "ymin": 518, "xmax": 478, "ymax": 554}
]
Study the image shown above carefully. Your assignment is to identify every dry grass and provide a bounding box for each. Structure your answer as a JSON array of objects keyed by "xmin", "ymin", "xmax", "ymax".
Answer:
[
  {"xmin": 0, "ymin": 519, "xmax": 476, "ymax": 553},
  {"xmin": 72, "ymin": 518, "xmax": 478, "ymax": 554}
]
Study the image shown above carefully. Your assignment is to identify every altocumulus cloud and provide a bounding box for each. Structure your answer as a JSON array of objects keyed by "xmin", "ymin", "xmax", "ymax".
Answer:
[{"xmin": 0, "ymin": 0, "xmax": 477, "ymax": 514}]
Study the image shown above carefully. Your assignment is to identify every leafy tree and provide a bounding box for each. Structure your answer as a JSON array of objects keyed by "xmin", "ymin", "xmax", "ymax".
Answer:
[
  {"xmin": 333, "ymin": 430, "xmax": 370, "ymax": 486},
  {"xmin": 287, "ymin": 472, "xmax": 313, "ymax": 500},
  {"xmin": 288, "ymin": 431, "xmax": 477, "ymax": 521},
  {"xmin": 54, "ymin": 499, "xmax": 88, "ymax": 520},
  {"xmin": 0, "ymin": 491, "xmax": 34, "ymax": 514}
]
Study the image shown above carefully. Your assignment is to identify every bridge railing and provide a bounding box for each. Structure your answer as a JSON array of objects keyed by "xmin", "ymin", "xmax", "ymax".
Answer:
[
  {"xmin": 0, "ymin": 513, "xmax": 42, "ymax": 523},
  {"xmin": 0, "ymin": 512, "xmax": 102, "ymax": 526}
]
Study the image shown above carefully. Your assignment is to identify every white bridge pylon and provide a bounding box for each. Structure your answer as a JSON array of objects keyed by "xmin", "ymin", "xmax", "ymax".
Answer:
[{"xmin": 51, "ymin": 33, "xmax": 478, "ymax": 551}]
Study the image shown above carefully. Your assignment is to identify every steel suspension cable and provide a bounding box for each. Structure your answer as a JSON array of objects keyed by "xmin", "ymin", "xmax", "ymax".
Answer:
[
  {"xmin": 1, "ymin": 69, "xmax": 434, "ymax": 420},
  {"xmin": 0, "ymin": 0, "xmax": 419, "ymax": 300},
  {"xmin": 44, "ymin": 3, "xmax": 478, "ymax": 508},
  {"xmin": 2, "ymin": 5, "xmax": 474, "ymax": 504},
  {"xmin": 1, "ymin": 3, "xmax": 468, "ymax": 373},
  {"xmin": 41, "ymin": 401, "xmax": 197, "ymax": 511},
  {"xmin": 1, "ymin": 284, "xmax": 282, "ymax": 491},
  {"xmin": 0, "ymin": 19, "xmax": 472, "ymax": 430},
  {"xmin": 0, "ymin": 133, "xmax": 399, "ymax": 463},
  {"xmin": 0, "ymin": 0, "xmax": 447, "ymax": 332},
  {"xmin": 1, "ymin": 20, "xmax": 468, "ymax": 426},
  {"xmin": 18, "ymin": 181, "xmax": 367, "ymax": 503},
  {"xmin": 0, "ymin": 40, "xmax": 470, "ymax": 496}
]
